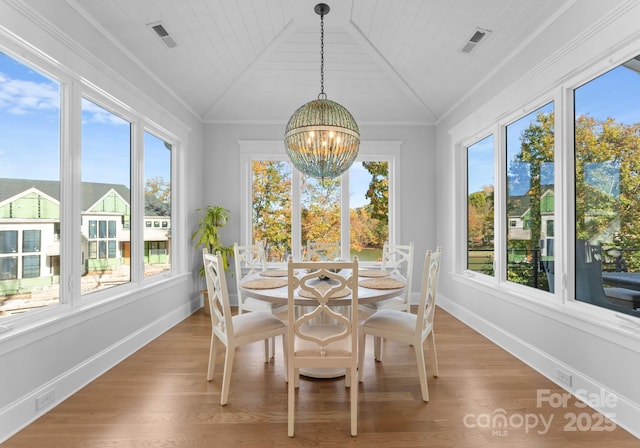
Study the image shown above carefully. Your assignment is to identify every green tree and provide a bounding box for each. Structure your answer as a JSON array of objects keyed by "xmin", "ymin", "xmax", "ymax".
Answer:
[
  {"xmin": 301, "ymin": 175, "xmax": 341, "ymax": 244},
  {"xmin": 144, "ymin": 176, "xmax": 170, "ymax": 216},
  {"xmin": 252, "ymin": 161, "xmax": 291, "ymax": 261},
  {"xmin": 362, "ymin": 161, "xmax": 389, "ymax": 247}
]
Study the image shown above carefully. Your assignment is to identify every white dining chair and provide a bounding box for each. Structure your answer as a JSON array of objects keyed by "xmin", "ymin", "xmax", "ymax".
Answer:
[
  {"xmin": 234, "ymin": 242, "xmax": 287, "ymax": 357},
  {"xmin": 286, "ymin": 257, "xmax": 359, "ymax": 437},
  {"xmin": 203, "ymin": 250, "xmax": 288, "ymax": 405},
  {"xmin": 359, "ymin": 242, "xmax": 414, "ymax": 318},
  {"xmin": 358, "ymin": 247, "xmax": 442, "ymax": 402}
]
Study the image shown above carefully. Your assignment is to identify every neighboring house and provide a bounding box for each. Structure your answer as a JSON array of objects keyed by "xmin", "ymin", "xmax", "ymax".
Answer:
[
  {"xmin": 507, "ymin": 186, "xmax": 555, "ymax": 241},
  {"xmin": 0, "ymin": 178, "xmax": 170, "ymax": 298}
]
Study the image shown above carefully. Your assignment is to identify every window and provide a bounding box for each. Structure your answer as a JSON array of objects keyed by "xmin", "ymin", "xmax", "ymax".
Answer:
[
  {"xmin": 467, "ymin": 135, "xmax": 494, "ymax": 275},
  {"xmin": 0, "ymin": 257, "xmax": 17, "ymax": 280},
  {"xmin": 301, "ymin": 174, "xmax": 341, "ymax": 254},
  {"xmin": 506, "ymin": 102, "xmax": 554, "ymax": 291},
  {"xmin": 82, "ymin": 98, "xmax": 131, "ymax": 292},
  {"xmin": 251, "ymin": 160, "xmax": 292, "ymax": 262},
  {"xmin": 0, "ymin": 44, "xmax": 182, "ymax": 320},
  {"xmin": 22, "ymin": 255, "xmax": 40, "ymax": 278},
  {"xmin": 349, "ymin": 161, "xmax": 389, "ymax": 261},
  {"xmin": 22, "ymin": 230, "xmax": 41, "ymax": 252},
  {"xmin": 0, "ymin": 52, "xmax": 60, "ymax": 314},
  {"xmin": 249, "ymin": 156, "xmax": 392, "ymax": 263},
  {"xmin": 143, "ymin": 131, "xmax": 172, "ymax": 277},
  {"xmin": 574, "ymin": 54, "xmax": 640, "ymax": 317},
  {"xmin": 0, "ymin": 231, "xmax": 18, "ymax": 254}
]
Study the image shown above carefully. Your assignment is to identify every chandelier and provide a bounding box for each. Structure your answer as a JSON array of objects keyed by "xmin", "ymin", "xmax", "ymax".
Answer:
[{"xmin": 284, "ymin": 3, "xmax": 360, "ymax": 180}]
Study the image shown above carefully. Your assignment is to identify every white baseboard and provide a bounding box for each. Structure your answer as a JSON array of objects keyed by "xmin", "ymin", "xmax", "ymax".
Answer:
[
  {"xmin": 437, "ymin": 293, "xmax": 640, "ymax": 439},
  {"xmin": 0, "ymin": 297, "xmax": 200, "ymax": 443}
]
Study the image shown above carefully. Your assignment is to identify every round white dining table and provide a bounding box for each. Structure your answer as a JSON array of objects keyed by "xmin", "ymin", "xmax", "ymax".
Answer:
[
  {"xmin": 239, "ymin": 268, "xmax": 406, "ymax": 306},
  {"xmin": 239, "ymin": 268, "xmax": 406, "ymax": 379}
]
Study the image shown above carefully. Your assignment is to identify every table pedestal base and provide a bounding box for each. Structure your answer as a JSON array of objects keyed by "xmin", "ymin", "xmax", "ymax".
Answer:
[{"xmin": 300, "ymin": 367, "xmax": 345, "ymax": 379}]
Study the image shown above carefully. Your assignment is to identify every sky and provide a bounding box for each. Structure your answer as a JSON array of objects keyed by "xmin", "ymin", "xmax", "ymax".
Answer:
[
  {"xmin": 2, "ymin": 50, "xmax": 639, "ymax": 199},
  {"xmin": 467, "ymin": 63, "xmax": 640, "ymax": 195},
  {"xmin": 0, "ymin": 52, "xmax": 170, "ymax": 187}
]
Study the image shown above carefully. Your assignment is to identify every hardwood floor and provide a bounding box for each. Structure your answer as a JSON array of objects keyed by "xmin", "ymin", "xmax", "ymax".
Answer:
[{"xmin": 4, "ymin": 308, "xmax": 638, "ymax": 447}]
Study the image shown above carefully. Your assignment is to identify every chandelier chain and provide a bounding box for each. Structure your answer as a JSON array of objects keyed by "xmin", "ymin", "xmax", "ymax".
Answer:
[{"xmin": 319, "ymin": 11, "xmax": 325, "ymax": 98}]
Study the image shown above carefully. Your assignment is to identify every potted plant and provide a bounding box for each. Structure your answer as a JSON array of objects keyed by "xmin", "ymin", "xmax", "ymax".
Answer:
[{"xmin": 192, "ymin": 205, "xmax": 234, "ymax": 315}]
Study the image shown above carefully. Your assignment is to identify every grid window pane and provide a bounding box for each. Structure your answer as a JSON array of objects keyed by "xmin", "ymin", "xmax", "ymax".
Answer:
[
  {"xmin": 108, "ymin": 240, "xmax": 116, "ymax": 258},
  {"xmin": 23, "ymin": 230, "xmax": 41, "ymax": 252},
  {"xmin": 0, "ymin": 257, "xmax": 18, "ymax": 280},
  {"xmin": 0, "ymin": 231, "xmax": 18, "ymax": 254},
  {"xmin": 108, "ymin": 221, "xmax": 116, "ymax": 238},
  {"xmin": 98, "ymin": 221, "xmax": 107, "ymax": 238},
  {"xmin": 22, "ymin": 255, "xmax": 40, "ymax": 278}
]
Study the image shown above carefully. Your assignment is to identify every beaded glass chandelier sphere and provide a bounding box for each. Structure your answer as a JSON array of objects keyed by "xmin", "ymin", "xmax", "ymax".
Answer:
[{"xmin": 284, "ymin": 3, "xmax": 360, "ymax": 180}]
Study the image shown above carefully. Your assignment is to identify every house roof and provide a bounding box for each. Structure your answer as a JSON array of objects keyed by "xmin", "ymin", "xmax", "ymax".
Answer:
[{"xmin": 0, "ymin": 178, "xmax": 131, "ymax": 212}]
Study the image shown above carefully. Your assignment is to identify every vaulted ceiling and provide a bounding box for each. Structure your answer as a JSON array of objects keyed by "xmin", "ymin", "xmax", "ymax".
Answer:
[{"xmin": 68, "ymin": 0, "xmax": 572, "ymax": 125}]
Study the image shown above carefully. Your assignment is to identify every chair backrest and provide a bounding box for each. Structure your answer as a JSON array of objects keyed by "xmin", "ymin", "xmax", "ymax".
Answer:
[
  {"xmin": 203, "ymin": 250, "xmax": 234, "ymax": 344},
  {"xmin": 304, "ymin": 241, "xmax": 341, "ymax": 261},
  {"xmin": 415, "ymin": 248, "xmax": 442, "ymax": 335},
  {"xmin": 233, "ymin": 242, "xmax": 266, "ymax": 304},
  {"xmin": 287, "ymin": 257, "xmax": 358, "ymax": 359},
  {"xmin": 381, "ymin": 241, "xmax": 414, "ymax": 302}
]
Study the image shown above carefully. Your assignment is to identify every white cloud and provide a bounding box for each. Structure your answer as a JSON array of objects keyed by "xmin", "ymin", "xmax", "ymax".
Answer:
[
  {"xmin": 81, "ymin": 98, "xmax": 129, "ymax": 126},
  {"xmin": 0, "ymin": 71, "xmax": 59, "ymax": 115}
]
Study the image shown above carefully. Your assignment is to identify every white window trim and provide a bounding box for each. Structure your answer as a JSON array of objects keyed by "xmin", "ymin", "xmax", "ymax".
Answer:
[
  {"xmin": 239, "ymin": 140, "xmax": 401, "ymax": 264},
  {"xmin": 450, "ymin": 39, "xmax": 640, "ymax": 339},
  {"xmin": 0, "ymin": 29, "xmax": 189, "ymax": 329}
]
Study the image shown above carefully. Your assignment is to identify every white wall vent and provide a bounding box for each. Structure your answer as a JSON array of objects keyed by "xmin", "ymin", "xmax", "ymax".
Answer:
[
  {"xmin": 147, "ymin": 21, "xmax": 177, "ymax": 49},
  {"xmin": 460, "ymin": 27, "xmax": 491, "ymax": 54}
]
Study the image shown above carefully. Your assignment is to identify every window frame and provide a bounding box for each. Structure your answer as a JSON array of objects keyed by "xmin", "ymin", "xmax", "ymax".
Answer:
[
  {"xmin": 0, "ymin": 32, "xmax": 187, "ymax": 327},
  {"xmin": 453, "ymin": 42, "xmax": 640, "ymax": 323},
  {"xmin": 239, "ymin": 140, "xmax": 401, "ymax": 265},
  {"xmin": 456, "ymin": 92, "xmax": 561, "ymax": 304}
]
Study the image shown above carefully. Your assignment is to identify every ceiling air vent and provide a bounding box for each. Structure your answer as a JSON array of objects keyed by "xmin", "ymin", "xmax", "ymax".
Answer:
[
  {"xmin": 147, "ymin": 21, "xmax": 177, "ymax": 49},
  {"xmin": 460, "ymin": 27, "xmax": 491, "ymax": 54}
]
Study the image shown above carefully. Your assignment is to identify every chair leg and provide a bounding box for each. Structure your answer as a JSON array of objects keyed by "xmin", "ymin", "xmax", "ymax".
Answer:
[
  {"xmin": 220, "ymin": 346, "xmax": 235, "ymax": 405},
  {"xmin": 270, "ymin": 336, "xmax": 276, "ymax": 360},
  {"xmin": 350, "ymin": 362, "xmax": 358, "ymax": 436},
  {"xmin": 263, "ymin": 339, "xmax": 269, "ymax": 363},
  {"xmin": 207, "ymin": 334, "xmax": 218, "ymax": 381},
  {"xmin": 374, "ymin": 336, "xmax": 383, "ymax": 361},
  {"xmin": 358, "ymin": 329, "xmax": 366, "ymax": 382},
  {"xmin": 414, "ymin": 342, "xmax": 429, "ymax": 402},
  {"xmin": 282, "ymin": 334, "xmax": 288, "ymax": 383},
  {"xmin": 288, "ymin": 362, "xmax": 295, "ymax": 437},
  {"xmin": 427, "ymin": 331, "xmax": 439, "ymax": 377}
]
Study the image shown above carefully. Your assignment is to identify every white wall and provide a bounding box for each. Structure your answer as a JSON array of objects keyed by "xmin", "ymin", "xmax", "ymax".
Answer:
[
  {"xmin": 203, "ymin": 123, "xmax": 436, "ymax": 300},
  {"xmin": 0, "ymin": 1, "xmax": 205, "ymax": 442},
  {"xmin": 435, "ymin": 0, "xmax": 640, "ymax": 438}
]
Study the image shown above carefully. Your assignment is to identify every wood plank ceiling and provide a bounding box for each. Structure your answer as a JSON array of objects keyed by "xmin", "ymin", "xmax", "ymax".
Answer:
[{"xmin": 66, "ymin": 0, "xmax": 572, "ymax": 125}]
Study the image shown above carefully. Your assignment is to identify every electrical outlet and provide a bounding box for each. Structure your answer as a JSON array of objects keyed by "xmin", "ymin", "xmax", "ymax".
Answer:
[
  {"xmin": 556, "ymin": 369, "xmax": 572, "ymax": 387},
  {"xmin": 35, "ymin": 389, "xmax": 55, "ymax": 410}
]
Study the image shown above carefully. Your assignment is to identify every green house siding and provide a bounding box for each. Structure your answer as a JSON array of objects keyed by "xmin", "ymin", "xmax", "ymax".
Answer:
[
  {"xmin": 0, "ymin": 192, "xmax": 60, "ymax": 219},
  {"xmin": 541, "ymin": 191, "xmax": 554, "ymax": 213},
  {"xmin": 89, "ymin": 191, "xmax": 130, "ymax": 217}
]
